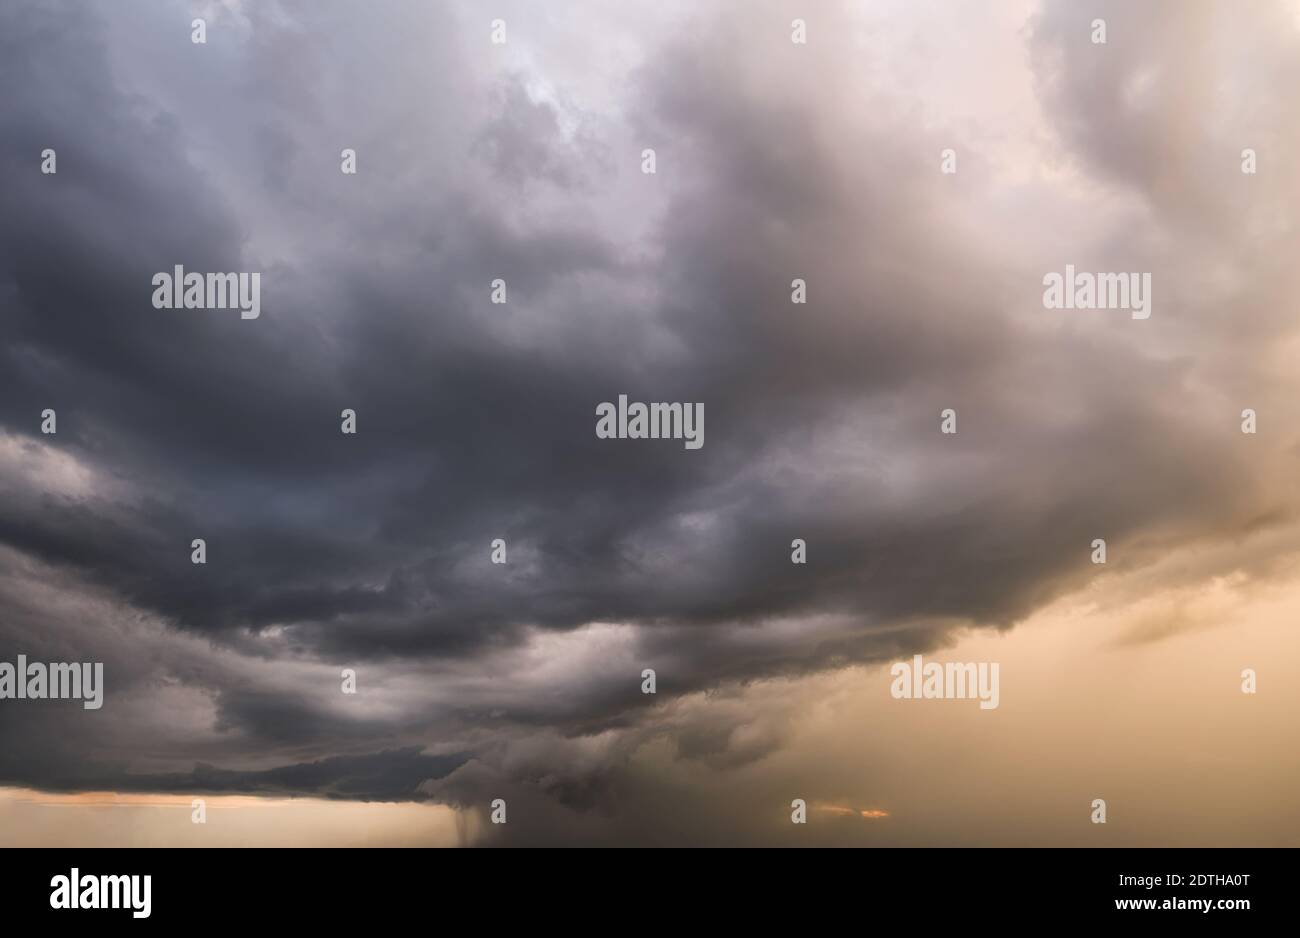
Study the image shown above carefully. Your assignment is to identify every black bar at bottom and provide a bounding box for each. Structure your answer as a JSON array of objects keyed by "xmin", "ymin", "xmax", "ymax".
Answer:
[{"xmin": 3, "ymin": 847, "xmax": 1284, "ymax": 925}]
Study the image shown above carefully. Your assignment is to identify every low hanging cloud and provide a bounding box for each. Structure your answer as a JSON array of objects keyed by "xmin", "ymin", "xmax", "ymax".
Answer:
[{"xmin": 1, "ymin": 0, "xmax": 1299, "ymax": 843}]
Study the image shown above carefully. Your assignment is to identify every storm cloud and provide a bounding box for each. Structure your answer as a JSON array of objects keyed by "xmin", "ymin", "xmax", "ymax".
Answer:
[{"xmin": 1, "ymin": 0, "xmax": 1298, "ymax": 844}]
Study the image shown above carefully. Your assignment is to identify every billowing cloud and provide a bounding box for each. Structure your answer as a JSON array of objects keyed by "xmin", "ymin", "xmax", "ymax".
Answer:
[{"xmin": 1, "ymin": 0, "xmax": 1298, "ymax": 844}]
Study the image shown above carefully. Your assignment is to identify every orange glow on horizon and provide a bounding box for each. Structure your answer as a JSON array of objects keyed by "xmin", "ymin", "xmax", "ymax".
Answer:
[{"xmin": 815, "ymin": 802, "xmax": 891, "ymax": 819}]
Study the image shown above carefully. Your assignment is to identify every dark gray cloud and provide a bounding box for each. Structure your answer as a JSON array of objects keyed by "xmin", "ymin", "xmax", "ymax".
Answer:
[{"xmin": 1, "ymin": 0, "xmax": 1298, "ymax": 843}]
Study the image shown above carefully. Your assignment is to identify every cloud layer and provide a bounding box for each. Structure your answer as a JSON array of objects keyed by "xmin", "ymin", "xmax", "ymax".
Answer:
[{"xmin": 1, "ymin": 0, "xmax": 1298, "ymax": 843}]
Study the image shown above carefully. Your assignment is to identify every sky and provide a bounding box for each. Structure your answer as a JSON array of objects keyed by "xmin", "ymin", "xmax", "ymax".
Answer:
[{"xmin": 1, "ymin": 0, "xmax": 1298, "ymax": 847}]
